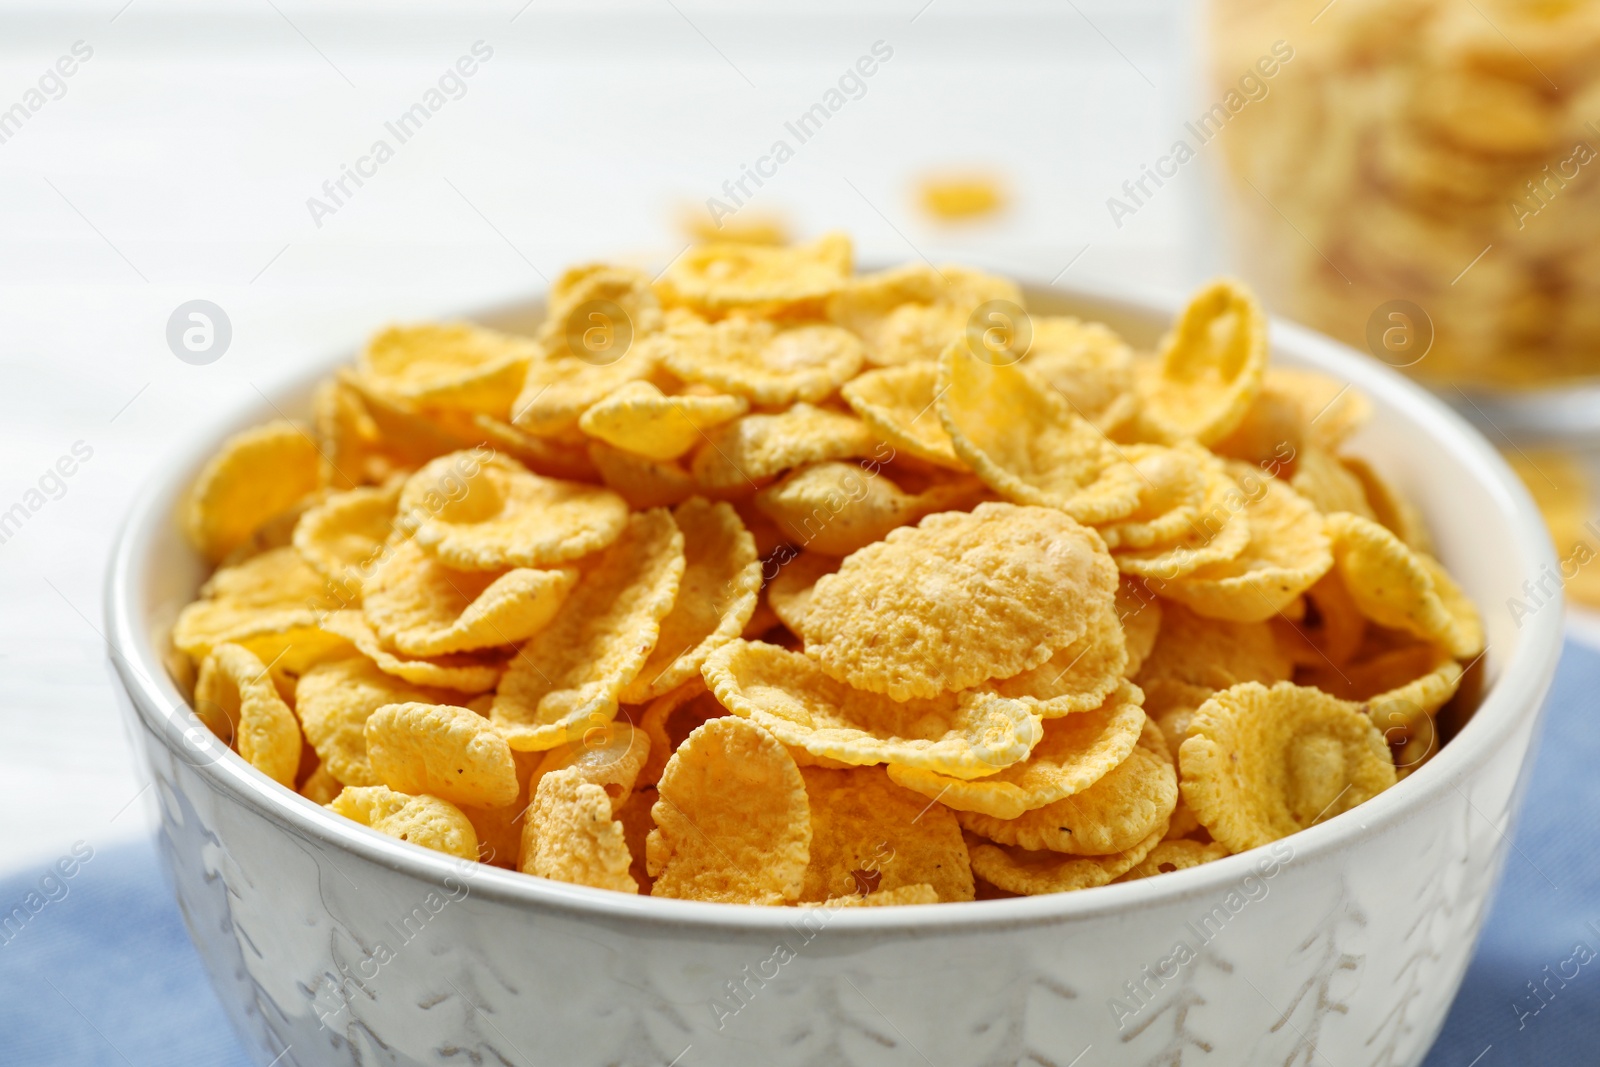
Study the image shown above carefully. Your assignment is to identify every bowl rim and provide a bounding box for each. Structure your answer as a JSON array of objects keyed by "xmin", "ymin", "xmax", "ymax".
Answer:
[{"xmin": 104, "ymin": 272, "xmax": 1565, "ymax": 934}]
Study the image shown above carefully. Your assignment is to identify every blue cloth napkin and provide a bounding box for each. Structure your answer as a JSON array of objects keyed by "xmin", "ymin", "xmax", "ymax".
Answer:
[{"xmin": 3, "ymin": 644, "xmax": 1598, "ymax": 1067}]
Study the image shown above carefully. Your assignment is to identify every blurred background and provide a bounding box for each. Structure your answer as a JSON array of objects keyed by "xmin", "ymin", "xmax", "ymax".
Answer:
[{"xmin": 2, "ymin": 0, "xmax": 1598, "ymax": 1062}]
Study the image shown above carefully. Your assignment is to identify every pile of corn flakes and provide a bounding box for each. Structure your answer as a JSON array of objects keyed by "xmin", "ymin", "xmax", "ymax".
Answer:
[
  {"xmin": 171, "ymin": 233, "xmax": 1483, "ymax": 905},
  {"xmin": 1212, "ymin": 0, "xmax": 1600, "ymax": 385}
]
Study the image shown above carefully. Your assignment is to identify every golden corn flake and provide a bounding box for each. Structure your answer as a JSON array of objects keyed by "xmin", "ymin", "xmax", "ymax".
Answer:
[
  {"xmin": 653, "ymin": 311, "xmax": 865, "ymax": 407},
  {"xmin": 336, "ymin": 369, "xmax": 476, "ymax": 470},
  {"xmin": 968, "ymin": 824, "xmax": 1165, "ymax": 895},
  {"xmin": 803, "ymin": 503, "xmax": 1118, "ymax": 700},
  {"xmin": 702, "ymin": 640, "xmax": 1043, "ymax": 779},
  {"xmin": 1021, "ymin": 316, "xmax": 1139, "ymax": 433},
  {"xmin": 1341, "ymin": 456, "xmax": 1434, "ymax": 555},
  {"xmin": 1135, "ymin": 600, "xmax": 1292, "ymax": 691},
  {"xmin": 1096, "ymin": 444, "xmax": 1214, "ymax": 552},
  {"xmin": 958, "ymin": 718, "xmax": 1176, "ymax": 855},
  {"xmin": 620, "ymin": 499, "xmax": 760, "ymax": 704},
  {"xmin": 291, "ymin": 481, "xmax": 400, "ymax": 595},
  {"xmin": 532, "ymin": 720, "xmax": 650, "ymax": 813},
  {"xmin": 359, "ymin": 322, "xmax": 535, "ymax": 417},
  {"xmin": 522, "ymin": 768, "xmax": 637, "ymax": 893},
  {"xmin": 799, "ymin": 766, "xmax": 973, "ymax": 903},
  {"xmin": 646, "ymin": 716, "xmax": 811, "ymax": 904},
  {"xmin": 587, "ymin": 440, "xmax": 698, "ymax": 509},
  {"xmin": 296, "ymin": 656, "xmax": 444, "ymax": 787},
  {"xmin": 841, "ymin": 363, "xmax": 966, "ymax": 470},
  {"xmin": 363, "ymin": 538, "xmax": 577, "ymax": 657},
  {"xmin": 888, "ymin": 683, "xmax": 1146, "ymax": 820},
  {"xmin": 940, "ymin": 341, "xmax": 1143, "ymax": 524},
  {"xmin": 313, "ymin": 380, "xmax": 404, "ymax": 491},
  {"xmin": 492, "ymin": 509, "xmax": 685, "ymax": 750},
  {"xmin": 1117, "ymin": 839, "xmax": 1231, "ymax": 881},
  {"xmin": 766, "ymin": 551, "xmax": 840, "ymax": 636},
  {"xmin": 689, "ymin": 404, "xmax": 880, "ymax": 493},
  {"xmin": 1161, "ymin": 468, "xmax": 1333, "ymax": 623},
  {"xmin": 826, "ymin": 263, "xmax": 1022, "ymax": 367},
  {"xmin": 638, "ymin": 681, "xmax": 725, "ymax": 787},
  {"xmin": 755, "ymin": 461, "xmax": 986, "ymax": 558},
  {"xmin": 195, "ymin": 643, "xmax": 302, "ymax": 787},
  {"xmin": 1290, "ymin": 446, "xmax": 1377, "ymax": 520},
  {"xmin": 320, "ymin": 610, "xmax": 505, "ymax": 694},
  {"xmin": 1326, "ymin": 512, "xmax": 1484, "ymax": 658},
  {"xmin": 988, "ymin": 599, "xmax": 1129, "ymax": 717},
  {"xmin": 329, "ymin": 785, "xmax": 478, "ymax": 860},
  {"xmin": 1137, "ymin": 278, "xmax": 1268, "ymax": 446},
  {"xmin": 1178, "ymin": 682, "xmax": 1396, "ymax": 853},
  {"xmin": 364, "ymin": 701, "xmax": 519, "ymax": 809},
  {"xmin": 680, "ymin": 208, "xmax": 790, "ymax": 247},
  {"xmin": 1265, "ymin": 367, "xmax": 1372, "ymax": 451},
  {"xmin": 173, "ymin": 547, "xmax": 349, "ymax": 671},
  {"xmin": 917, "ymin": 173, "xmax": 1006, "ymax": 221},
  {"xmin": 1111, "ymin": 457, "xmax": 1251, "ymax": 581},
  {"xmin": 400, "ymin": 451, "xmax": 629, "ymax": 570},
  {"xmin": 657, "ymin": 231, "xmax": 852, "ymax": 313},
  {"xmin": 512, "ymin": 344, "xmax": 659, "ymax": 440},
  {"xmin": 578, "ymin": 380, "xmax": 748, "ymax": 461},
  {"xmin": 183, "ymin": 420, "xmax": 321, "ymax": 563},
  {"xmin": 537, "ymin": 263, "xmax": 664, "ymax": 361}
]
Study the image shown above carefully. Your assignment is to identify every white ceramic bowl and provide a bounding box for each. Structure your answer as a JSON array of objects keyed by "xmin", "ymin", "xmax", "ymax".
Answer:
[{"xmin": 105, "ymin": 278, "xmax": 1563, "ymax": 1067}]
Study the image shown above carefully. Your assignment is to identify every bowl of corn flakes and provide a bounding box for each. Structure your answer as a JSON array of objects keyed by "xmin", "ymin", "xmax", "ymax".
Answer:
[{"xmin": 106, "ymin": 235, "xmax": 1562, "ymax": 1067}]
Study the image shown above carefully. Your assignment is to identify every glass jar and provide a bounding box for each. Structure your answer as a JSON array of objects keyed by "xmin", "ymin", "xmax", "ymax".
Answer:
[{"xmin": 1206, "ymin": 0, "xmax": 1600, "ymax": 406}]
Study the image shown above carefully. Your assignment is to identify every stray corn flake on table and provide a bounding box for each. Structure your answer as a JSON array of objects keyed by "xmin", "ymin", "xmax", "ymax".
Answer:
[{"xmin": 171, "ymin": 232, "xmax": 1485, "ymax": 906}]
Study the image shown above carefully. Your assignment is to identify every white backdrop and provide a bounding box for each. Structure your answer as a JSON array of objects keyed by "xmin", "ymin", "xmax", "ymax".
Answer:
[{"xmin": 0, "ymin": 0, "xmax": 1216, "ymax": 872}]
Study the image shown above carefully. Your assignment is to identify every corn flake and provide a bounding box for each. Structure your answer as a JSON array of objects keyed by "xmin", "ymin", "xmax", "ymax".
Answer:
[
  {"xmin": 1326, "ymin": 512, "xmax": 1483, "ymax": 658},
  {"xmin": 888, "ymin": 683, "xmax": 1146, "ymax": 820},
  {"xmin": 653, "ymin": 311, "xmax": 864, "ymax": 407},
  {"xmin": 766, "ymin": 551, "xmax": 840, "ymax": 636},
  {"xmin": 1160, "ymin": 467, "xmax": 1332, "ymax": 623},
  {"xmin": 492, "ymin": 509, "xmax": 685, "ymax": 750},
  {"xmin": 1178, "ymin": 681, "xmax": 1396, "ymax": 853},
  {"xmin": 1137, "ymin": 278, "xmax": 1268, "ymax": 445},
  {"xmin": 689, "ymin": 404, "xmax": 880, "ymax": 493},
  {"xmin": 968, "ymin": 824, "xmax": 1165, "ymax": 895},
  {"xmin": 364, "ymin": 700, "xmax": 519, "ymax": 809},
  {"xmin": 296, "ymin": 656, "xmax": 444, "ymax": 787},
  {"xmin": 329, "ymin": 785, "xmax": 478, "ymax": 860},
  {"xmin": 702, "ymin": 640, "xmax": 1043, "ymax": 779},
  {"xmin": 799, "ymin": 766, "xmax": 973, "ymax": 903},
  {"xmin": 958, "ymin": 718, "xmax": 1176, "ymax": 855},
  {"xmin": 802, "ymin": 503, "xmax": 1118, "ymax": 700},
  {"xmin": 578, "ymin": 379, "xmax": 749, "ymax": 461},
  {"xmin": 522, "ymin": 768, "xmax": 637, "ymax": 893},
  {"xmin": 183, "ymin": 420, "xmax": 321, "ymax": 563},
  {"xmin": 755, "ymin": 461, "xmax": 986, "ymax": 557},
  {"xmin": 841, "ymin": 363, "xmax": 966, "ymax": 470},
  {"xmin": 400, "ymin": 451, "xmax": 628, "ymax": 570},
  {"xmin": 646, "ymin": 716, "xmax": 810, "ymax": 904},
  {"xmin": 658, "ymin": 232, "xmax": 852, "ymax": 313},
  {"xmin": 359, "ymin": 322, "xmax": 535, "ymax": 417},
  {"xmin": 621, "ymin": 499, "xmax": 760, "ymax": 704},
  {"xmin": 363, "ymin": 538, "xmax": 577, "ymax": 656},
  {"xmin": 196, "ymin": 643, "xmax": 302, "ymax": 787},
  {"xmin": 940, "ymin": 341, "xmax": 1143, "ymax": 524},
  {"xmin": 321, "ymin": 610, "xmax": 505, "ymax": 694}
]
